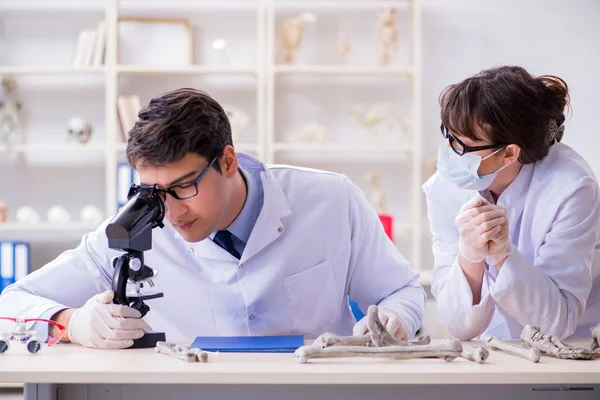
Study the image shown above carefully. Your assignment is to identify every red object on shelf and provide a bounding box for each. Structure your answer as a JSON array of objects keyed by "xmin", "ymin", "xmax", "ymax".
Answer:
[{"xmin": 378, "ymin": 213, "xmax": 394, "ymax": 243}]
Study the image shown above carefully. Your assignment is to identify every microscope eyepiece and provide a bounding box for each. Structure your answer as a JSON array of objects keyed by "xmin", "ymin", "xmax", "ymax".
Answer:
[{"xmin": 106, "ymin": 185, "xmax": 165, "ymax": 252}]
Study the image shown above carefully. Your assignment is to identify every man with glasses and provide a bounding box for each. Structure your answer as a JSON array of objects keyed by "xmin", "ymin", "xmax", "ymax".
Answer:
[{"xmin": 0, "ymin": 88, "xmax": 425, "ymax": 349}]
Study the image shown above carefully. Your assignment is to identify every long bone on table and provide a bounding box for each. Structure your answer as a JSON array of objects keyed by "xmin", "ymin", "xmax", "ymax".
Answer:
[
  {"xmin": 485, "ymin": 336, "xmax": 541, "ymax": 363},
  {"xmin": 295, "ymin": 339, "xmax": 464, "ymax": 364}
]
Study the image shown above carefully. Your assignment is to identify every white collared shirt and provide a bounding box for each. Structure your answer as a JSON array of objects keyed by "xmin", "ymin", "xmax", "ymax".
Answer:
[
  {"xmin": 423, "ymin": 143, "xmax": 600, "ymax": 339},
  {"xmin": 0, "ymin": 154, "xmax": 425, "ymax": 342}
]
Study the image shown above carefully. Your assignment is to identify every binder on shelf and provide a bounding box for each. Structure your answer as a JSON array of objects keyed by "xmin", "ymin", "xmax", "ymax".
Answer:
[
  {"xmin": 117, "ymin": 162, "xmax": 140, "ymax": 209},
  {"xmin": 0, "ymin": 241, "xmax": 30, "ymax": 292}
]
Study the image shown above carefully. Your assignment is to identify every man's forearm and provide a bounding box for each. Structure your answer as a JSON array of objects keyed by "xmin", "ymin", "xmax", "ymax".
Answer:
[{"xmin": 51, "ymin": 308, "xmax": 75, "ymax": 342}]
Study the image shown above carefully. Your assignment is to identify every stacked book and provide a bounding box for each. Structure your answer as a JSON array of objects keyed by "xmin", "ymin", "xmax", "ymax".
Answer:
[{"xmin": 72, "ymin": 21, "xmax": 106, "ymax": 67}]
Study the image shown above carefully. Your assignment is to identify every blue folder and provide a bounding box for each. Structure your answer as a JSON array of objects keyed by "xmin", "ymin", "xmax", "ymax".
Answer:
[{"xmin": 190, "ymin": 335, "xmax": 304, "ymax": 353}]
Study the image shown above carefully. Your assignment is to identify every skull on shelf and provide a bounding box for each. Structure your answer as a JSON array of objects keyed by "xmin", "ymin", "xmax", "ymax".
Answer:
[
  {"xmin": 80, "ymin": 205, "xmax": 104, "ymax": 226},
  {"xmin": 67, "ymin": 117, "xmax": 93, "ymax": 145},
  {"xmin": 16, "ymin": 206, "xmax": 40, "ymax": 225},
  {"xmin": 47, "ymin": 206, "xmax": 71, "ymax": 225}
]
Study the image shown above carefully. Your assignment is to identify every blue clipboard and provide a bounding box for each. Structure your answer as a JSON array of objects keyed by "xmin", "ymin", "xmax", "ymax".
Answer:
[{"xmin": 190, "ymin": 335, "xmax": 305, "ymax": 353}]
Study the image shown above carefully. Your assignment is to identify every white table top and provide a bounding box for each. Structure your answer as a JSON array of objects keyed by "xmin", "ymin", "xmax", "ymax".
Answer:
[{"xmin": 1, "ymin": 340, "xmax": 599, "ymax": 385}]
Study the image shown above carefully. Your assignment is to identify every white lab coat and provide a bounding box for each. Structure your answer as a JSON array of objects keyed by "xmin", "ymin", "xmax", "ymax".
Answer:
[
  {"xmin": 423, "ymin": 143, "xmax": 600, "ymax": 340},
  {"xmin": 0, "ymin": 153, "xmax": 425, "ymax": 342}
]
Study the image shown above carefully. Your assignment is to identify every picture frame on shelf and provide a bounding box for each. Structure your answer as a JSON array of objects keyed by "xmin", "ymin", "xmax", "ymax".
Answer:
[{"xmin": 117, "ymin": 17, "xmax": 194, "ymax": 66}]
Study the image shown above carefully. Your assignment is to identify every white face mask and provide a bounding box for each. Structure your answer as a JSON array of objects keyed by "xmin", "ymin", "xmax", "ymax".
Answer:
[{"xmin": 437, "ymin": 143, "xmax": 508, "ymax": 191}]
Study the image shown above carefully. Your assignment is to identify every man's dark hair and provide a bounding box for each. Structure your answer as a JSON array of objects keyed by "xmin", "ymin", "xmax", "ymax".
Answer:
[{"xmin": 126, "ymin": 88, "xmax": 232, "ymax": 172}]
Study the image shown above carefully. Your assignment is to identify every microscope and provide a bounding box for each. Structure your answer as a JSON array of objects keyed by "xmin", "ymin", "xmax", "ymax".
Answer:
[{"xmin": 105, "ymin": 184, "xmax": 166, "ymax": 348}]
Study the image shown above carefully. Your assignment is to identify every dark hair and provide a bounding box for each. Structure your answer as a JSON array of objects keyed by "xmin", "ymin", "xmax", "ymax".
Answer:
[
  {"xmin": 439, "ymin": 66, "xmax": 571, "ymax": 164},
  {"xmin": 126, "ymin": 88, "xmax": 232, "ymax": 172}
]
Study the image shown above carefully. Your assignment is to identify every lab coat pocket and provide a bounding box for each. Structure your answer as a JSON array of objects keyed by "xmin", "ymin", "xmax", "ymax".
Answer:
[{"xmin": 284, "ymin": 260, "xmax": 337, "ymax": 335}]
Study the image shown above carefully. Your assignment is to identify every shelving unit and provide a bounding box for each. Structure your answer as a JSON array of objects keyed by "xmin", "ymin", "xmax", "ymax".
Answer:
[{"xmin": 0, "ymin": 0, "xmax": 427, "ymax": 282}]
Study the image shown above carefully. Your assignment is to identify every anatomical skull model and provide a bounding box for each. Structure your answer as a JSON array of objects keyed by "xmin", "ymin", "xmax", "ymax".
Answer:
[
  {"xmin": 67, "ymin": 117, "xmax": 93, "ymax": 145},
  {"xmin": 47, "ymin": 206, "xmax": 71, "ymax": 225},
  {"xmin": 16, "ymin": 206, "xmax": 40, "ymax": 225}
]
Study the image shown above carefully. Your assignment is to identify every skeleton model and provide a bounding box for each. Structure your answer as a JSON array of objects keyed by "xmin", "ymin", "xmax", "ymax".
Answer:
[
  {"xmin": 0, "ymin": 76, "xmax": 24, "ymax": 145},
  {"xmin": 365, "ymin": 171, "xmax": 387, "ymax": 214},
  {"xmin": 348, "ymin": 103, "xmax": 409, "ymax": 138},
  {"xmin": 295, "ymin": 305, "xmax": 489, "ymax": 364},
  {"xmin": 520, "ymin": 325, "xmax": 598, "ymax": 360},
  {"xmin": 375, "ymin": 7, "xmax": 398, "ymax": 65},
  {"xmin": 285, "ymin": 122, "xmax": 330, "ymax": 144},
  {"xmin": 66, "ymin": 117, "xmax": 93, "ymax": 145},
  {"xmin": 223, "ymin": 104, "xmax": 249, "ymax": 143},
  {"xmin": 334, "ymin": 31, "xmax": 351, "ymax": 64},
  {"xmin": 0, "ymin": 317, "xmax": 64, "ymax": 354},
  {"xmin": 279, "ymin": 12, "xmax": 316, "ymax": 64}
]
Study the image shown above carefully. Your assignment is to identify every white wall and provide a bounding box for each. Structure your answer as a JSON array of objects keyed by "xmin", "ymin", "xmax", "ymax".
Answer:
[{"xmin": 420, "ymin": 0, "xmax": 600, "ymax": 170}]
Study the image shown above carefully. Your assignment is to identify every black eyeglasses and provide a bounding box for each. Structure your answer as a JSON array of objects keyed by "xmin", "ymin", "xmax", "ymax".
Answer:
[
  {"xmin": 440, "ymin": 123, "xmax": 506, "ymax": 156},
  {"xmin": 128, "ymin": 157, "xmax": 218, "ymax": 201}
]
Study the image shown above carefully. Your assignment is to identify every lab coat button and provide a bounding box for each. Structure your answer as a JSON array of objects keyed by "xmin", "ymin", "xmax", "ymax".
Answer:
[
  {"xmin": 277, "ymin": 226, "xmax": 284, "ymax": 233},
  {"xmin": 249, "ymin": 315, "xmax": 255, "ymax": 320},
  {"xmin": 188, "ymin": 248, "xmax": 194, "ymax": 255}
]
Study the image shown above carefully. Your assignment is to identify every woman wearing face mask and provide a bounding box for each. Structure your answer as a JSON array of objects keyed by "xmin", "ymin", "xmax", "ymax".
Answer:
[{"xmin": 422, "ymin": 65, "xmax": 600, "ymax": 340}]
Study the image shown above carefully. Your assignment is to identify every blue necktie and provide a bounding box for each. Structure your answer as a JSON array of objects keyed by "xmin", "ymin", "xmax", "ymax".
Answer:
[{"xmin": 213, "ymin": 230, "xmax": 241, "ymax": 259}]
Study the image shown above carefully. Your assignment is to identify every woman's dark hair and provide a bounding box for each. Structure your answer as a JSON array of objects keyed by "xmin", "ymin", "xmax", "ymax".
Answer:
[
  {"xmin": 126, "ymin": 88, "xmax": 232, "ymax": 172},
  {"xmin": 439, "ymin": 65, "xmax": 571, "ymax": 164}
]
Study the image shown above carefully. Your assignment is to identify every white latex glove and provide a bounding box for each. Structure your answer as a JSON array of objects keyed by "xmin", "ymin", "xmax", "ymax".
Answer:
[
  {"xmin": 486, "ymin": 209, "xmax": 511, "ymax": 265},
  {"xmin": 68, "ymin": 290, "xmax": 150, "ymax": 349},
  {"xmin": 456, "ymin": 196, "xmax": 505, "ymax": 262},
  {"xmin": 352, "ymin": 307, "xmax": 409, "ymax": 341}
]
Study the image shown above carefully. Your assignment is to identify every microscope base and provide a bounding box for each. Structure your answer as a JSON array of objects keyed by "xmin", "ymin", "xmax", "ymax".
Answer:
[{"xmin": 130, "ymin": 331, "xmax": 166, "ymax": 349}]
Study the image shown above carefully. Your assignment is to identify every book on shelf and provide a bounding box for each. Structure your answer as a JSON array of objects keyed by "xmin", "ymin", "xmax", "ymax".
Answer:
[
  {"xmin": 72, "ymin": 21, "xmax": 106, "ymax": 68},
  {"xmin": 0, "ymin": 241, "xmax": 30, "ymax": 291},
  {"xmin": 117, "ymin": 94, "xmax": 142, "ymax": 142}
]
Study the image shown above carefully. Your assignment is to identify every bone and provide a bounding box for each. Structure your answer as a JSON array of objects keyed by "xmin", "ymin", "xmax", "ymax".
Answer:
[
  {"xmin": 461, "ymin": 347, "xmax": 490, "ymax": 364},
  {"xmin": 521, "ymin": 325, "xmax": 598, "ymax": 360},
  {"xmin": 312, "ymin": 333, "xmax": 372, "ymax": 348},
  {"xmin": 485, "ymin": 336, "xmax": 541, "ymax": 363},
  {"xmin": 155, "ymin": 341, "xmax": 208, "ymax": 363},
  {"xmin": 591, "ymin": 322, "xmax": 600, "ymax": 351},
  {"xmin": 312, "ymin": 332, "xmax": 431, "ymax": 349},
  {"xmin": 295, "ymin": 339, "xmax": 463, "ymax": 364},
  {"xmin": 366, "ymin": 305, "xmax": 400, "ymax": 347}
]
